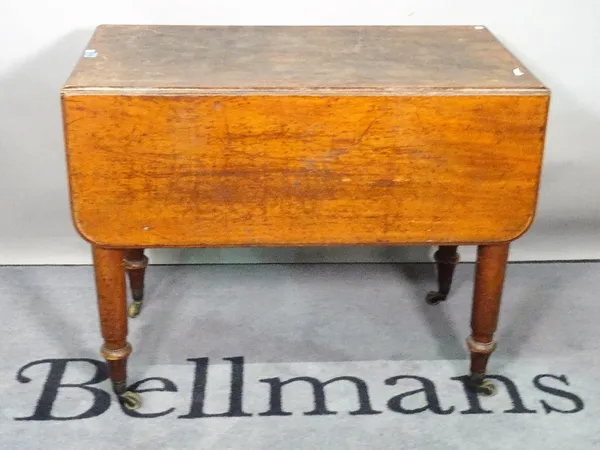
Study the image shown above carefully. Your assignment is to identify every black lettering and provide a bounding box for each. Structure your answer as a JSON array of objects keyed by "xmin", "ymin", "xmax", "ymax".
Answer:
[
  {"xmin": 488, "ymin": 375, "xmax": 536, "ymax": 414},
  {"xmin": 452, "ymin": 375, "xmax": 536, "ymax": 414},
  {"xmin": 385, "ymin": 375, "xmax": 453, "ymax": 415},
  {"xmin": 259, "ymin": 376, "xmax": 382, "ymax": 416},
  {"xmin": 15, "ymin": 358, "xmax": 111, "ymax": 421},
  {"xmin": 452, "ymin": 375, "xmax": 492, "ymax": 415},
  {"xmin": 179, "ymin": 356, "xmax": 251, "ymax": 418},
  {"xmin": 533, "ymin": 374, "xmax": 584, "ymax": 414},
  {"xmin": 124, "ymin": 377, "xmax": 178, "ymax": 418}
]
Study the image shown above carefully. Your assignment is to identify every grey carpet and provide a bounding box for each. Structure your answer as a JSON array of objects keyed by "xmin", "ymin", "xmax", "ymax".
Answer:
[{"xmin": 0, "ymin": 262, "xmax": 599, "ymax": 449}]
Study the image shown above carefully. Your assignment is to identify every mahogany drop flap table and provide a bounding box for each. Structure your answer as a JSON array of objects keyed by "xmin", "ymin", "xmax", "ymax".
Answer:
[{"xmin": 61, "ymin": 25, "xmax": 550, "ymax": 409}]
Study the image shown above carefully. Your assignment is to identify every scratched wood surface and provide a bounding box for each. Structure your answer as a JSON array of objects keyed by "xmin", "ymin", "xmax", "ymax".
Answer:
[
  {"xmin": 63, "ymin": 25, "xmax": 545, "ymax": 95},
  {"xmin": 62, "ymin": 93, "xmax": 549, "ymax": 247}
]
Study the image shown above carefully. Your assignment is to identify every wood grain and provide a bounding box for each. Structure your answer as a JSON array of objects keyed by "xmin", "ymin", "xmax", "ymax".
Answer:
[
  {"xmin": 469, "ymin": 243, "xmax": 510, "ymax": 376},
  {"xmin": 64, "ymin": 25, "xmax": 551, "ymax": 401},
  {"xmin": 434, "ymin": 245, "xmax": 459, "ymax": 298},
  {"xmin": 92, "ymin": 246, "xmax": 127, "ymax": 349},
  {"xmin": 124, "ymin": 249, "xmax": 147, "ymax": 302},
  {"xmin": 62, "ymin": 94, "xmax": 549, "ymax": 248},
  {"xmin": 471, "ymin": 243, "xmax": 509, "ymax": 344},
  {"xmin": 63, "ymin": 25, "xmax": 545, "ymax": 96}
]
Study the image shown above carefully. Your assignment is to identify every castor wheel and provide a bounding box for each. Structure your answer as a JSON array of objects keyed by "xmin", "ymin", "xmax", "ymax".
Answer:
[
  {"xmin": 474, "ymin": 379, "xmax": 497, "ymax": 397},
  {"xmin": 119, "ymin": 391, "xmax": 142, "ymax": 410},
  {"xmin": 128, "ymin": 300, "xmax": 143, "ymax": 318},
  {"xmin": 426, "ymin": 291, "xmax": 448, "ymax": 305}
]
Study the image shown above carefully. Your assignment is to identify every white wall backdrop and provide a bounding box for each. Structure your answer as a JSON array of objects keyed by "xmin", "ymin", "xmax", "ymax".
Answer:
[{"xmin": 0, "ymin": 1, "xmax": 599, "ymax": 265}]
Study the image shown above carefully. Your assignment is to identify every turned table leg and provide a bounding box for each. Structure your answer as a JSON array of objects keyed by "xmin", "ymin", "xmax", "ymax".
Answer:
[
  {"xmin": 92, "ymin": 246, "xmax": 142, "ymax": 410},
  {"xmin": 467, "ymin": 243, "xmax": 510, "ymax": 396},
  {"xmin": 124, "ymin": 249, "xmax": 148, "ymax": 318},
  {"xmin": 426, "ymin": 245, "xmax": 460, "ymax": 304}
]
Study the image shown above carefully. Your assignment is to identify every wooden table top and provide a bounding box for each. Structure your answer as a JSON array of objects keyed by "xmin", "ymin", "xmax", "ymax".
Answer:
[{"xmin": 63, "ymin": 25, "xmax": 546, "ymax": 96}]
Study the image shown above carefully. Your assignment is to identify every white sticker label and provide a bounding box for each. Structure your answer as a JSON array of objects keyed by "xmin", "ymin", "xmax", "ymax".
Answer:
[
  {"xmin": 83, "ymin": 49, "xmax": 98, "ymax": 58},
  {"xmin": 513, "ymin": 68, "xmax": 525, "ymax": 77}
]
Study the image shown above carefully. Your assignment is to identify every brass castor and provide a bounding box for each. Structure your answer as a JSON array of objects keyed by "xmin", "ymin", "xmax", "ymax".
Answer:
[
  {"xmin": 469, "ymin": 377, "xmax": 497, "ymax": 397},
  {"xmin": 476, "ymin": 379, "xmax": 497, "ymax": 396},
  {"xmin": 119, "ymin": 391, "xmax": 142, "ymax": 410},
  {"xmin": 426, "ymin": 291, "xmax": 448, "ymax": 305},
  {"xmin": 128, "ymin": 300, "xmax": 143, "ymax": 318}
]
